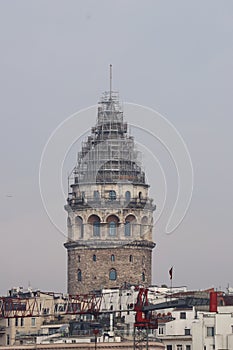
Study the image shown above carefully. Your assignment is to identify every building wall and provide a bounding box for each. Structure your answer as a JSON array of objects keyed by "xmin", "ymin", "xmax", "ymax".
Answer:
[{"xmin": 67, "ymin": 244, "xmax": 153, "ymax": 295}]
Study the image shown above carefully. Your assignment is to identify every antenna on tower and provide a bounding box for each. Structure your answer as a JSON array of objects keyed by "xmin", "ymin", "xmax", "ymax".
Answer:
[{"xmin": 110, "ymin": 64, "xmax": 112, "ymax": 99}]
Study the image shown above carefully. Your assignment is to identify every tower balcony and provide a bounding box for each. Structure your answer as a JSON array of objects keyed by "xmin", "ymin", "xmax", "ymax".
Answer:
[{"xmin": 66, "ymin": 196, "xmax": 155, "ymax": 211}]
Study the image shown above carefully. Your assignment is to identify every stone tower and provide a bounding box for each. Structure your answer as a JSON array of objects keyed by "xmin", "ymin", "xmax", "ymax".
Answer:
[{"xmin": 64, "ymin": 77, "xmax": 156, "ymax": 295}]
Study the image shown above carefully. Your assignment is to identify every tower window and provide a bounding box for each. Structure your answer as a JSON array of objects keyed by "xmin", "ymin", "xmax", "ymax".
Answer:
[
  {"xmin": 67, "ymin": 217, "xmax": 72, "ymax": 236},
  {"xmin": 77, "ymin": 269, "xmax": 82, "ymax": 282},
  {"xmin": 75, "ymin": 216, "xmax": 84, "ymax": 238},
  {"xmin": 125, "ymin": 221, "xmax": 131, "ymax": 236},
  {"xmin": 109, "ymin": 190, "xmax": 116, "ymax": 200},
  {"xmin": 93, "ymin": 190, "xmax": 100, "ymax": 200},
  {"xmin": 125, "ymin": 191, "xmax": 131, "ymax": 202},
  {"xmin": 78, "ymin": 255, "xmax": 81, "ymax": 263},
  {"xmin": 124, "ymin": 215, "xmax": 136, "ymax": 236},
  {"xmin": 142, "ymin": 272, "xmax": 145, "ymax": 282},
  {"xmin": 93, "ymin": 221, "xmax": 100, "ymax": 237},
  {"xmin": 93, "ymin": 254, "xmax": 96, "ymax": 262},
  {"xmin": 129, "ymin": 255, "xmax": 133, "ymax": 262},
  {"xmin": 139, "ymin": 191, "xmax": 142, "ymax": 199},
  {"xmin": 106, "ymin": 215, "xmax": 119, "ymax": 236},
  {"xmin": 109, "ymin": 222, "xmax": 116, "ymax": 236},
  {"xmin": 109, "ymin": 268, "xmax": 117, "ymax": 281},
  {"xmin": 88, "ymin": 215, "xmax": 101, "ymax": 237},
  {"xmin": 111, "ymin": 254, "xmax": 115, "ymax": 262}
]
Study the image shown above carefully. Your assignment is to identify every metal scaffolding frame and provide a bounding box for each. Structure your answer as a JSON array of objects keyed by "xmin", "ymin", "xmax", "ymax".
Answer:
[{"xmin": 69, "ymin": 91, "xmax": 146, "ymax": 187}]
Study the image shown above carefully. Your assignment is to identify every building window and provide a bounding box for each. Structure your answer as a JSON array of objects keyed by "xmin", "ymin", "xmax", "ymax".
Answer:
[
  {"xmin": 177, "ymin": 346, "xmax": 182, "ymax": 350},
  {"xmin": 109, "ymin": 268, "xmax": 117, "ymax": 281},
  {"xmin": 109, "ymin": 222, "xmax": 116, "ymax": 236},
  {"xmin": 125, "ymin": 215, "xmax": 136, "ymax": 236},
  {"xmin": 15, "ymin": 318, "xmax": 18, "ymax": 327},
  {"xmin": 180, "ymin": 312, "xmax": 186, "ymax": 319},
  {"xmin": 185, "ymin": 328, "xmax": 191, "ymax": 335},
  {"xmin": 139, "ymin": 191, "xmax": 142, "ymax": 199},
  {"xmin": 7, "ymin": 335, "xmax": 10, "ymax": 345},
  {"xmin": 20, "ymin": 318, "xmax": 24, "ymax": 327},
  {"xmin": 125, "ymin": 221, "xmax": 131, "ymax": 236},
  {"xmin": 167, "ymin": 346, "xmax": 172, "ymax": 350},
  {"xmin": 75, "ymin": 216, "xmax": 84, "ymax": 238},
  {"xmin": 94, "ymin": 190, "xmax": 100, "ymax": 200},
  {"xmin": 88, "ymin": 215, "xmax": 101, "ymax": 237},
  {"xmin": 142, "ymin": 272, "xmax": 145, "ymax": 282},
  {"xmin": 207, "ymin": 326, "xmax": 214, "ymax": 337},
  {"xmin": 93, "ymin": 221, "xmax": 100, "ymax": 236},
  {"xmin": 7, "ymin": 318, "xmax": 10, "ymax": 327},
  {"xmin": 93, "ymin": 254, "xmax": 96, "ymax": 262},
  {"xmin": 125, "ymin": 191, "xmax": 131, "ymax": 201},
  {"xmin": 31, "ymin": 318, "xmax": 36, "ymax": 327},
  {"xmin": 111, "ymin": 254, "xmax": 115, "ymax": 262},
  {"xmin": 129, "ymin": 255, "xmax": 133, "ymax": 262},
  {"xmin": 78, "ymin": 255, "xmax": 81, "ymax": 263},
  {"xmin": 67, "ymin": 217, "xmax": 72, "ymax": 236},
  {"xmin": 109, "ymin": 190, "xmax": 116, "ymax": 200},
  {"xmin": 77, "ymin": 269, "xmax": 82, "ymax": 282},
  {"xmin": 186, "ymin": 346, "xmax": 191, "ymax": 350},
  {"xmin": 158, "ymin": 326, "xmax": 164, "ymax": 335}
]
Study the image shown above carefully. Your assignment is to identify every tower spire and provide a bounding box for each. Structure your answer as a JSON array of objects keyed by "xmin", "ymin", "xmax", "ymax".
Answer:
[{"xmin": 110, "ymin": 64, "xmax": 112, "ymax": 100}]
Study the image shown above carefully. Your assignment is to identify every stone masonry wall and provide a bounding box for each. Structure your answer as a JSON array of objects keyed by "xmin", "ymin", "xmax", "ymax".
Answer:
[{"xmin": 67, "ymin": 245, "xmax": 153, "ymax": 295}]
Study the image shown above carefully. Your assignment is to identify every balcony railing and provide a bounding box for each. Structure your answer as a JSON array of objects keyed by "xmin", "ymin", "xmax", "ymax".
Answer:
[{"xmin": 67, "ymin": 196, "xmax": 155, "ymax": 210}]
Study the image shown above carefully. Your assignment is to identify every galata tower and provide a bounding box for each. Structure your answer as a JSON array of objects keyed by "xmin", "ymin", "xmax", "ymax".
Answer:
[{"xmin": 64, "ymin": 68, "xmax": 156, "ymax": 294}]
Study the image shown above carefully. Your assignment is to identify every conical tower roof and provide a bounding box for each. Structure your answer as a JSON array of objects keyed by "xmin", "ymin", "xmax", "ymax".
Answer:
[{"xmin": 72, "ymin": 91, "xmax": 146, "ymax": 186}]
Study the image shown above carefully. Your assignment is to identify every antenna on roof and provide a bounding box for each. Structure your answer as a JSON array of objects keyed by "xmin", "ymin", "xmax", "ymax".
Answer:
[{"xmin": 110, "ymin": 64, "xmax": 112, "ymax": 100}]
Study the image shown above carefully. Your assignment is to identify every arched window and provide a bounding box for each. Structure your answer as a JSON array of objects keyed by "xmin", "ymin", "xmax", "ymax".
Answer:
[
  {"xmin": 109, "ymin": 190, "xmax": 116, "ymax": 200},
  {"xmin": 93, "ymin": 254, "xmax": 96, "ymax": 262},
  {"xmin": 75, "ymin": 216, "xmax": 84, "ymax": 238},
  {"xmin": 111, "ymin": 254, "xmax": 115, "ymax": 262},
  {"xmin": 125, "ymin": 191, "xmax": 131, "ymax": 202},
  {"xmin": 125, "ymin": 215, "xmax": 136, "ymax": 237},
  {"xmin": 142, "ymin": 272, "xmax": 145, "ymax": 282},
  {"xmin": 139, "ymin": 192, "xmax": 142, "ymax": 199},
  {"xmin": 129, "ymin": 255, "xmax": 133, "ymax": 262},
  {"xmin": 88, "ymin": 215, "xmax": 101, "ymax": 237},
  {"xmin": 77, "ymin": 269, "xmax": 82, "ymax": 282},
  {"xmin": 109, "ymin": 268, "xmax": 117, "ymax": 281},
  {"xmin": 109, "ymin": 222, "xmax": 116, "ymax": 236},
  {"xmin": 107, "ymin": 215, "xmax": 119, "ymax": 236}
]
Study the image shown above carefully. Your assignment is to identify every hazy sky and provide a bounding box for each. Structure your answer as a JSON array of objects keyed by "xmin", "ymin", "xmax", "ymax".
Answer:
[{"xmin": 0, "ymin": 0, "xmax": 233, "ymax": 295}]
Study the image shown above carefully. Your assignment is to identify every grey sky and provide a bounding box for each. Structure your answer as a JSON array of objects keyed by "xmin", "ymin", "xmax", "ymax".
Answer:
[{"xmin": 0, "ymin": 0, "xmax": 232, "ymax": 295}]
